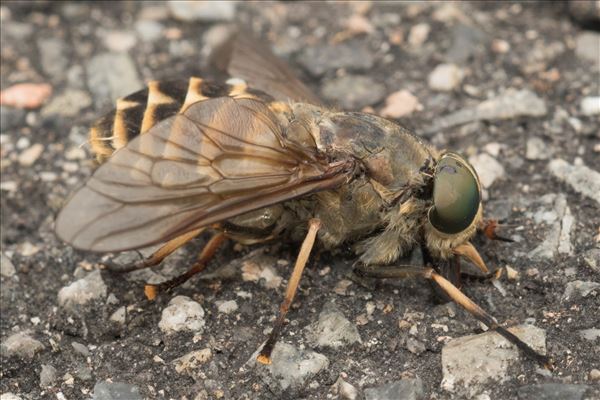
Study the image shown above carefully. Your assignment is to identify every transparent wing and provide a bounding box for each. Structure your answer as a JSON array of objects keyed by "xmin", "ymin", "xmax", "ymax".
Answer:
[
  {"xmin": 212, "ymin": 30, "xmax": 321, "ymax": 104},
  {"xmin": 56, "ymin": 97, "xmax": 352, "ymax": 252}
]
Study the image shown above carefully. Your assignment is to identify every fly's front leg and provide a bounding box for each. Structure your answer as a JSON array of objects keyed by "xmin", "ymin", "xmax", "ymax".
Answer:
[{"xmin": 353, "ymin": 263, "xmax": 553, "ymax": 370}]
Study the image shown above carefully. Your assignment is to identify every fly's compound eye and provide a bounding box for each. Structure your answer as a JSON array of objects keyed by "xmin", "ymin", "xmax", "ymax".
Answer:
[{"xmin": 428, "ymin": 153, "xmax": 481, "ymax": 234}]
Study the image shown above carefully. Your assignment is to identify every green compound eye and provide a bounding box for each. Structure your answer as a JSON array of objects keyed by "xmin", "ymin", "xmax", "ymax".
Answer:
[{"xmin": 428, "ymin": 153, "xmax": 481, "ymax": 234}]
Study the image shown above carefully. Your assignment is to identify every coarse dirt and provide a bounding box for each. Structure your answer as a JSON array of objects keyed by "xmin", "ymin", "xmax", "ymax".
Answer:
[{"xmin": 1, "ymin": 2, "xmax": 599, "ymax": 400}]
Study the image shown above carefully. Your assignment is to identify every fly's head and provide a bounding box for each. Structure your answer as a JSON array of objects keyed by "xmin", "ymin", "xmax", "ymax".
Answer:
[{"xmin": 423, "ymin": 152, "xmax": 486, "ymax": 267}]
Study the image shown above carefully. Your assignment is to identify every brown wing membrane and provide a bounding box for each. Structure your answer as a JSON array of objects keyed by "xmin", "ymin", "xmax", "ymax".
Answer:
[
  {"xmin": 56, "ymin": 97, "xmax": 353, "ymax": 252},
  {"xmin": 212, "ymin": 30, "xmax": 321, "ymax": 104}
]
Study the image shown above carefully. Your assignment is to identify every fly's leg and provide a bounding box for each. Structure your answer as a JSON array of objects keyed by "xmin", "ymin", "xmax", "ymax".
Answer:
[
  {"xmin": 354, "ymin": 264, "xmax": 553, "ymax": 370},
  {"xmin": 257, "ymin": 218, "xmax": 321, "ymax": 365},
  {"xmin": 480, "ymin": 219, "xmax": 514, "ymax": 242},
  {"xmin": 144, "ymin": 232, "xmax": 227, "ymax": 300},
  {"xmin": 103, "ymin": 228, "xmax": 206, "ymax": 272}
]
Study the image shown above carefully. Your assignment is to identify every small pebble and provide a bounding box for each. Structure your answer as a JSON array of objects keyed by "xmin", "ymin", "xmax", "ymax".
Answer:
[
  {"xmin": 159, "ymin": 295, "xmax": 205, "ymax": 334},
  {"xmin": 40, "ymin": 364, "xmax": 58, "ymax": 387},
  {"xmin": 408, "ymin": 23, "xmax": 430, "ymax": 47},
  {"xmin": 1, "ymin": 253, "xmax": 16, "ymax": 277},
  {"xmin": 216, "ymin": 300, "xmax": 238, "ymax": 314},
  {"xmin": 1, "ymin": 331, "xmax": 45, "ymax": 359},
  {"xmin": 0, "ymin": 83, "xmax": 52, "ymax": 109},
  {"xmin": 18, "ymin": 143, "xmax": 44, "ymax": 166},
  {"xmin": 380, "ymin": 89, "xmax": 423, "ymax": 118},
  {"xmin": 580, "ymin": 96, "xmax": 600, "ymax": 116},
  {"xmin": 589, "ymin": 369, "xmax": 600, "ymax": 381},
  {"xmin": 428, "ymin": 63, "xmax": 464, "ymax": 91}
]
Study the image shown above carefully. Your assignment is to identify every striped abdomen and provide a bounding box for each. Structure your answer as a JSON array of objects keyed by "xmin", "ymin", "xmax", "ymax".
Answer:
[{"xmin": 89, "ymin": 77, "xmax": 278, "ymax": 162}]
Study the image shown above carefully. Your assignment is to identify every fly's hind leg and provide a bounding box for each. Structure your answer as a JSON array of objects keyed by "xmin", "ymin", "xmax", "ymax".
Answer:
[
  {"xmin": 103, "ymin": 228, "xmax": 206, "ymax": 273},
  {"xmin": 354, "ymin": 264, "xmax": 553, "ymax": 370},
  {"xmin": 145, "ymin": 232, "xmax": 227, "ymax": 300},
  {"xmin": 257, "ymin": 218, "xmax": 321, "ymax": 365}
]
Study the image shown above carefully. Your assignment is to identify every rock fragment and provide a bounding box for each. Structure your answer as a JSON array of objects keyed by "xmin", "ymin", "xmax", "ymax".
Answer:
[
  {"xmin": 173, "ymin": 348, "xmax": 212, "ymax": 374},
  {"xmin": 578, "ymin": 328, "xmax": 600, "ymax": 341},
  {"xmin": 250, "ymin": 342, "xmax": 329, "ymax": 391},
  {"xmin": 216, "ymin": 300, "xmax": 238, "ymax": 314},
  {"xmin": 168, "ymin": 1, "xmax": 237, "ymax": 22},
  {"xmin": 1, "ymin": 331, "xmax": 45, "ymax": 359},
  {"xmin": 322, "ymin": 75, "xmax": 385, "ymax": 109},
  {"xmin": 408, "ymin": 23, "xmax": 430, "ymax": 47},
  {"xmin": 468, "ymin": 153, "xmax": 505, "ymax": 188},
  {"xmin": 517, "ymin": 383, "xmax": 591, "ymax": 400},
  {"xmin": 380, "ymin": 90, "xmax": 422, "ymax": 118},
  {"xmin": 548, "ymin": 159, "xmax": 600, "ymax": 205},
  {"xmin": 92, "ymin": 381, "xmax": 143, "ymax": 400},
  {"xmin": 159, "ymin": 295, "xmax": 205, "ymax": 334},
  {"xmin": 305, "ymin": 303, "xmax": 361, "ymax": 349},
  {"xmin": 441, "ymin": 325, "xmax": 546, "ymax": 397},
  {"xmin": 58, "ymin": 270, "xmax": 107, "ymax": 309},
  {"xmin": 0, "ymin": 83, "xmax": 52, "ymax": 109},
  {"xmin": 580, "ymin": 96, "xmax": 600, "ymax": 116},
  {"xmin": 428, "ymin": 63, "xmax": 464, "ymax": 91},
  {"xmin": 423, "ymin": 89, "xmax": 546, "ymax": 135},
  {"xmin": 86, "ymin": 53, "xmax": 141, "ymax": 106},
  {"xmin": 38, "ymin": 38, "xmax": 68, "ymax": 80},
  {"xmin": 525, "ymin": 137, "xmax": 552, "ymax": 160},
  {"xmin": 364, "ymin": 378, "xmax": 425, "ymax": 400},
  {"xmin": 563, "ymin": 281, "xmax": 600, "ymax": 301},
  {"xmin": 41, "ymin": 89, "xmax": 92, "ymax": 118},
  {"xmin": 529, "ymin": 193, "xmax": 574, "ymax": 260},
  {"xmin": 40, "ymin": 364, "xmax": 58, "ymax": 387},
  {"xmin": 1, "ymin": 253, "xmax": 16, "ymax": 277},
  {"xmin": 298, "ymin": 43, "xmax": 374, "ymax": 77},
  {"xmin": 575, "ymin": 31, "xmax": 600, "ymax": 69}
]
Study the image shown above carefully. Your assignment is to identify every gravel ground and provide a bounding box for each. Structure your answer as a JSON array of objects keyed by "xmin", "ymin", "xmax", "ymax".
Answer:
[{"xmin": 1, "ymin": 2, "xmax": 599, "ymax": 399}]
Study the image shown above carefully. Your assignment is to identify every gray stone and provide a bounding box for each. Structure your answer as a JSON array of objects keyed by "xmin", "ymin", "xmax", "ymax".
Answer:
[
  {"xmin": 168, "ymin": 1, "xmax": 237, "ymax": 22},
  {"xmin": 575, "ymin": 32, "xmax": 600, "ymax": 69},
  {"xmin": 41, "ymin": 89, "xmax": 92, "ymax": 118},
  {"xmin": 37, "ymin": 37, "xmax": 69, "ymax": 81},
  {"xmin": 405, "ymin": 337, "xmax": 426, "ymax": 355},
  {"xmin": 529, "ymin": 194, "xmax": 574, "ymax": 260},
  {"xmin": 93, "ymin": 381, "xmax": 142, "ymax": 400},
  {"xmin": 102, "ymin": 30, "xmax": 137, "ymax": 52},
  {"xmin": 0, "ymin": 106, "xmax": 26, "ymax": 131},
  {"xmin": 364, "ymin": 378, "xmax": 425, "ymax": 400},
  {"xmin": 1, "ymin": 331, "xmax": 45, "ymax": 359},
  {"xmin": 250, "ymin": 342, "xmax": 329, "ymax": 391},
  {"xmin": 423, "ymin": 89, "xmax": 547, "ymax": 135},
  {"xmin": 18, "ymin": 144, "xmax": 44, "ymax": 167},
  {"xmin": 526, "ymin": 137, "xmax": 552, "ymax": 160},
  {"xmin": 0, "ymin": 394, "xmax": 22, "ymax": 400},
  {"xmin": 322, "ymin": 75, "xmax": 385, "ymax": 110},
  {"xmin": 1, "ymin": 253, "xmax": 16, "ymax": 277},
  {"xmin": 517, "ymin": 383, "xmax": 590, "ymax": 400},
  {"xmin": 563, "ymin": 281, "xmax": 600, "ymax": 301},
  {"xmin": 336, "ymin": 378, "xmax": 359, "ymax": 400},
  {"xmin": 441, "ymin": 325, "xmax": 546, "ymax": 397},
  {"xmin": 58, "ymin": 270, "xmax": 107, "ymax": 309},
  {"xmin": 86, "ymin": 52, "xmax": 141, "ymax": 107},
  {"xmin": 305, "ymin": 303, "xmax": 361, "ymax": 349},
  {"xmin": 468, "ymin": 153, "xmax": 505, "ymax": 189},
  {"xmin": 581, "ymin": 96, "xmax": 600, "ymax": 116},
  {"xmin": 298, "ymin": 43, "xmax": 375, "ymax": 77},
  {"xmin": 446, "ymin": 24, "xmax": 486, "ymax": 64},
  {"xmin": 548, "ymin": 159, "xmax": 600, "ymax": 205},
  {"xmin": 2, "ymin": 22, "xmax": 33, "ymax": 40},
  {"xmin": 216, "ymin": 299, "xmax": 238, "ymax": 314},
  {"xmin": 583, "ymin": 248, "xmax": 600, "ymax": 272},
  {"xmin": 135, "ymin": 20, "xmax": 163, "ymax": 42},
  {"xmin": 71, "ymin": 341, "xmax": 90, "ymax": 357},
  {"xmin": 159, "ymin": 295, "xmax": 205, "ymax": 334},
  {"xmin": 40, "ymin": 364, "xmax": 58, "ymax": 387},
  {"xmin": 578, "ymin": 328, "xmax": 600, "ymax": 341},
  {"xmin": 428, "ymin": 63, "xmax": 464, "ymax": 91}
]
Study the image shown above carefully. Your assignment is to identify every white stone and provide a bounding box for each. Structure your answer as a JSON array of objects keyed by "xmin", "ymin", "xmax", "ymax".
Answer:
[
  {"xmin": 581, "ymin": 96, "xmax": 600, "ymax": 116},
  {"xmin": 408, "ymin": 23, "xmax": 430, "ymax": 47},
  {"xmin": 548, "ymin": 159, "xmax": 600, "ymax": 205},
  {"xmin": 216, "ymin": 300, "xmax": 238, "ymax": 314},
  {"xmin": 1, "ymin": 253, "xmax": 16, "ymax": 277},
  {"xmin": 428, "ymin": 63, "xmax": 464, "ymax": 91},
  {"xmin": 57, "ymin": 270, "xmax": 107, "ymax": 309},
  {"xmin": 1, "ymin": 331, "xmax": 45, "ymax": 359},
  {"xmin": 159, "ymin": 295, "xmax": 205, "ymax": 334},
  {"xmin": 468, "ymin": 153, "xmax": 505, "ymax": 188},
  {"xmin": 18, "ymin": 143, "xmax": 44, "ymax": 166}
]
